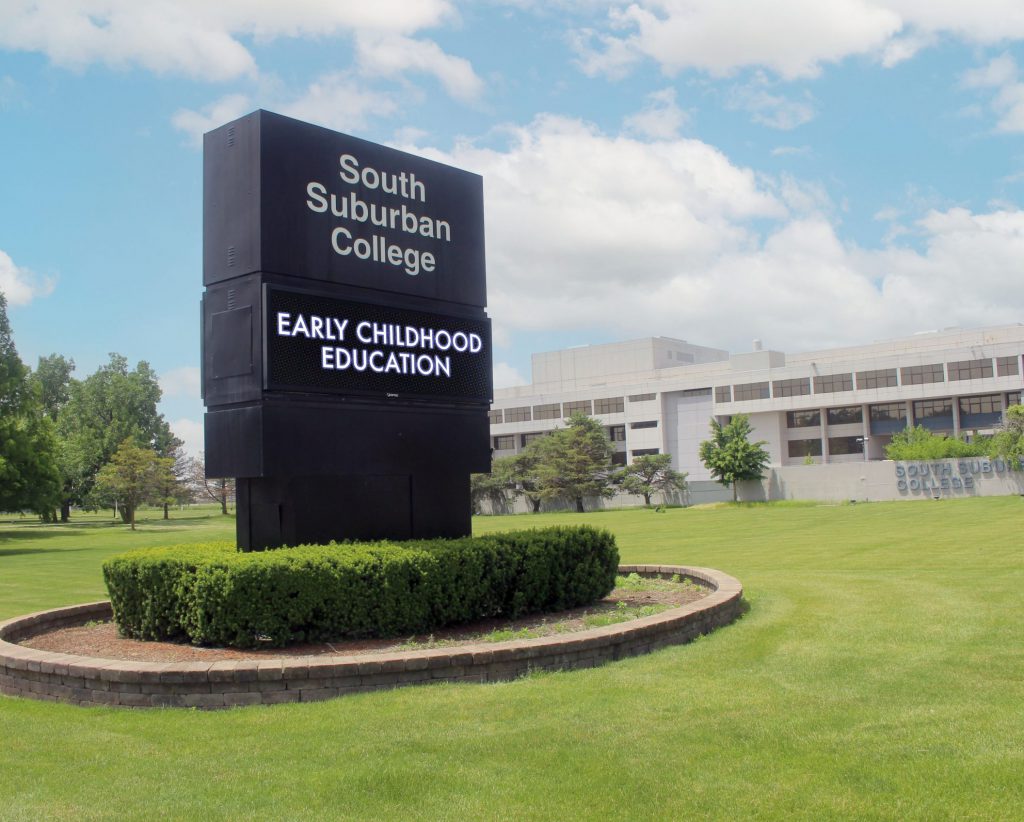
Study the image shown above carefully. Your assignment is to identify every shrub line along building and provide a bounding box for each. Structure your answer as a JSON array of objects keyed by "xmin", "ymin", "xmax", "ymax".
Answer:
[{"xmin": 488, "ymin": 324, "xmax": 1024, "ymax": 483}]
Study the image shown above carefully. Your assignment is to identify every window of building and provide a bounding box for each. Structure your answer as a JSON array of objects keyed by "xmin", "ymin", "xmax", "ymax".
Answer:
[
  {"xmin": 628, "ymin": 392, "xmax": 656, "ymax": 402},
  {"xmin": 828, "ymin": 436, "xmax": 864, "ymax": 455},
  {"xmin": 913, "ymin": 398, "xmax": 952, "ymax": 420},
  {"xmin": 487, "ymin": 409, "xmax": 503, "ymax": 425},
  {"xmin": 856, "ymin": 368, "xmax": 898, "ymax": 389},
  {"xmin": 521, "ymin": 432, "xmax": 545, "ymax": 447},
  {"xmin": 563, "ymin": 400, "xmax": 592, "ymax": 416},
  {"xmin": 786, "ymin": 410, "xmax": 820, "ymax": 428},
  {"xmin": 1008, "ymin": 391, "xmax": 1022, "ymax": 406},
  {"xmin": 787, "ymin": 439, "xmax": 822, "ymax": 458},
  {"xmin": 813, "ymin": 373, "xmax": 853, "ymax": 393},
  {"xmin": 594, "ymin": 396, "xmax": 625, "ymax": 414},
  {"xmin": 947, "ymin": 358, "xmax": 993, "ymax": 381},
  {"xmin": 680, "ymin": 387, "xmax": 712, "ymax": 397},
  {"xmin": 630, "ymin": 420, "xmax": 658, "ymax": 429},
  {"xmin": 715, "ymin": 386, "xmax": 732, "ymax": 403},
  {"xmin": 533, "ymin": 403, "xmax": 561, "ymax": 420},
  {"xmin": 733, "ymin": 381, "xmax": 770, "ymax": 401},
  {"xmin": 772, "ymin": 377, "xmax": 811, "ymax": 398},
  {"xmin": 870, "ymin": 402, "xmax": 906, "ymax": 422},
  {"xmin": 608, "ymin": 425, "xmax": 626, "ymax": 442},
  {"xmin": 493, "ymin": 435, "xmax": 514, "ymax": 450},
  {"xmin": 901, "ymin": 363, "xmax": 945, "ymax": 385},
  {"xmin": 611, "ymin": 452, "xmax": 627, "ymax": 466},
  {"xmin": 504, "ymin": 406, "xmax": 531, "ymax": 422},
  {"xmin": 827, "ymin": 406, "xmax": 863, "ymax": 425},
  {"xmin": 959, "ymin": 395, "xmax": 1001, "ymax": 416},
  {"xmin": 631, "ymin": 448, "xmax": 660, "ymax": 457},
  {"xmin": 996, "ymin": 356, "xmax": 1020, "ymax": 377}
]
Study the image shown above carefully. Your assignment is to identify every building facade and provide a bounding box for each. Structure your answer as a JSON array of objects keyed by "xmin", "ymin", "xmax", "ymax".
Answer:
[{"xmin": 489, "ymin": 326, "xmax": 1024, "ymax": 481}]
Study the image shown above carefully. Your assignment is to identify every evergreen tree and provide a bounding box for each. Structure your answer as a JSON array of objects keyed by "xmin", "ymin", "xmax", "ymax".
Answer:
[
  {"xmin": 533, "ymin": 413, "xmax": 615, "ymax": 512},
  {"xmin": 617, "ymin": 453, "xmax": 688, "ymax": 506},
  {"xmin": 698, "ymin": 414, "xmax": 770, "ymax": 502}
]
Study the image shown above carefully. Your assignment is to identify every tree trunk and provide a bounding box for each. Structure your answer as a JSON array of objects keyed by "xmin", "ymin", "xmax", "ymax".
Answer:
[
  {"xmin": 163, "ymin": 502, "xmax": 169, "ymax": 519},
  {"xmin": 732, "ymin": 481, "xmax": 738, "ymax": 502},
  {"xmin": 130, "ymin": 506, "xmax": 136, "ymax": 531},
  {"xmin": 220, "ymin": 487, "xmax": 228, "ymax": 515},
  {"xmin": 575, "ymin": 496, "xmax": 585, "ymax": 513},
  {"xmin": 644, "ymin": 492, "xmax": 652, "ymax": 506},
  {"xmin": 60, "ymin": 500, "xmax": 71, "ymax": 522},
  {"xmin": 531, "ymin": 497, "xmax": 541, "ymax": 513}
]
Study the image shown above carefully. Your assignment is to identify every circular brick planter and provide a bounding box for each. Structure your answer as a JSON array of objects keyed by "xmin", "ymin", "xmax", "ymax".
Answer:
[{"xmin": 0, "ymin": 565, "xmax": 742, "ymax": 709}]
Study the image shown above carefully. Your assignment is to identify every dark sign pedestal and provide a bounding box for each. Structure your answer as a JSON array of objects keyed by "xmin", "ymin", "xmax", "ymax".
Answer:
[{"xmin": 202, "ymin": 110, "xmax": 491, "ymax": 550}]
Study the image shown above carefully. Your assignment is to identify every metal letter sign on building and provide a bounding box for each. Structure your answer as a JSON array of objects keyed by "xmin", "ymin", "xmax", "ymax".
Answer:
[{"xmin": 202, "ymin": 110, "xmax": 492, "ymax": 550}]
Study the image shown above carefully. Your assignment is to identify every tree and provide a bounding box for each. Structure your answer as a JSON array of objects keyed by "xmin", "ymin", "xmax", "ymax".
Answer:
[
  {"xmin": 189, "ymin": 455, "xmax": 235, "ymax": 515},
  {"xmin": 470, "ymin": 463, "xmax": 514, "ymax": 514},
  {"xmin": 617, "ymin": 453, "xmax": 688, "ymax": 506},
  {"xmin": 93, "ymin": 439, "xmax": 166, "ymax": 530},
  {"xmin": 986, "ymin": 405, "xmax": 1024, "ymax": 465},
  {"xmin": 55, "ymin": 353, "xmax": 176, "ymax": 521},
  {"xmin": 885, "ymin": 425, "xmax": 987, "ymax": 460},
  {"xmin": 0, "ymin": 292, "xmax": 62, "ymax": 516},
  {"xmin": 510, "ymin": 445, "xmax": 545, "ymax": 513},
  {"xmin": 151, "ymin": 441, "xmax": 193, "ymax": 518},
  {"xmin": 533, "ymin": 413, "xmax": 615, "ymax": 513},
  {"xmin": 29, "ymin": 354, "xmax": 75, "ymax": 419},
  {"xmin": 698, "ymin": 414, "xmax": 771, "ymax": 502}
]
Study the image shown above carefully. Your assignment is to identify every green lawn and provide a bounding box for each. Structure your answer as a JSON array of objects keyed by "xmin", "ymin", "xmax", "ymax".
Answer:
[{"xmin": 2, "ymin": 498, "xmax": 1022, "ymax": 820}]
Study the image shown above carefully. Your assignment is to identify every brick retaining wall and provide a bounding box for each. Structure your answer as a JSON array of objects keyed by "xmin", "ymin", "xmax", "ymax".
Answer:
[{"xmin": 0, "ymin": 565, "xmax": 742, "ymax": 709}]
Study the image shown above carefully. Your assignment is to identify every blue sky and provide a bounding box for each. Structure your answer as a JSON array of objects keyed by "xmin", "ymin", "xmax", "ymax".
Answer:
[{"xmin": 3, "ymin": 1, "xmax": 1024, "ymax": 455}]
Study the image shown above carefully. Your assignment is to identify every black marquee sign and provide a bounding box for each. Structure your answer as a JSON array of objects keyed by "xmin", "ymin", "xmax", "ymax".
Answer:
[{"xmin": 202, "ymin": 110, "xmax": 492, "ymax": 550}]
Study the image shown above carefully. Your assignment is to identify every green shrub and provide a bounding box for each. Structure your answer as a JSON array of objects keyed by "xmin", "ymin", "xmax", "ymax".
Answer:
[{"xmin": 102, "ymin": 526, "xmax": 619, "ymax": 648}]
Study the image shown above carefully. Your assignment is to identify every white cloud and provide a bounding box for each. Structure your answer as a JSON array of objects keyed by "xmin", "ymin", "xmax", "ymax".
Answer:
[
  {"xmin": 0, "ymin": 1, "xmax": 457, "ymax": 81},
  {"xmin": 624, "ymin": 87, "xmax": 688, "ymax": 139},
  {"xmin": 961, "ymin": 54, "xmax": 1024, "ymax": 134},
  {"xmin": 355, "ymin": 34, "xmax": 484, "ymax": 102},
  {"xmin": 493, "ymin": 362, "xmax": 528, "ymax": 389},
  {"xmin": 726, "ymin": 74, "xmax": 815, "ymax": 129},
  {"xmin": 171, "ymin": 94, "xmax": 252, "ymax": 148},
  {"xmin": 573, "ymin": 1, "xmax": 1024, "ymax": 81},
  {"xmin": 160, "ymin": 366, "xmax": 201, "ymax": 400},
  {"xmin": 0, "ymin": 249, "xmax": 54, "ymax": 306},
  {"xmin": 409, "ymin": 115, "xmax": 1024, "ymax": 355},
  {"xmin": 172, "ymin": 76, "xmax": 398, "ymax": 146},
  {"xmin": 771, "ymin": 145, "xmax": 811, "ymax": 157},
  {"xmin": 170, "ymin": 417, "xmax": 204, "ymax": 458},
  {"xmin": 280, "ymin": 73, "xmax": 398, "ymax": 133}
]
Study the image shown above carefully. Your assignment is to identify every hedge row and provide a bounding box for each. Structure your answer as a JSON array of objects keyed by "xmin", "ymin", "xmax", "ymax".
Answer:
[{"xmin": 102, "ymin": 526, "xmax": 619, "ymax": 648}]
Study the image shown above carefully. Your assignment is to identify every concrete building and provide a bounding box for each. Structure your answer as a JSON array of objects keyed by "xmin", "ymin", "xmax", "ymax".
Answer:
[{"xmin": 488, "ymin": 325, "xmax": 1024, "ymax": 481}]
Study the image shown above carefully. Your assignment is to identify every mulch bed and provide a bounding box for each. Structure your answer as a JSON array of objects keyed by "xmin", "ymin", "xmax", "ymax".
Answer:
[{"xmin": 20, "ymin": 583, "xmax": 709, "ymax": 663}]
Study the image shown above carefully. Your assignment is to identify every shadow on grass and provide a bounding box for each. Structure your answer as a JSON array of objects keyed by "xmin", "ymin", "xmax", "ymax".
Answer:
[{"xmin": 0, "ymin": 546, "xmax": 89, "ymax": 556}]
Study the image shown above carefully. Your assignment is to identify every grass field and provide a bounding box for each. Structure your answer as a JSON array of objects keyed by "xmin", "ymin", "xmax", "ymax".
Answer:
[{"xmin": 1, "ymin": 498, "xmax": 1022, "ymax": 820}]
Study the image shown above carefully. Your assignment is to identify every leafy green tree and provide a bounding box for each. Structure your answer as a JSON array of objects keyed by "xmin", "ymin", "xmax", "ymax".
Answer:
[
  {"xmin": 0, "ymin": 292, "xmax": 62, "ymax": 516},
  {"xmin": 986, "ymin": 405, "xmax": 1024, "ymax": 465},
  {"xmin": 616, "ymin": 453, "xmax": 688, "ymax": 506},
  {"xmin": 151, "ymin": 441, "xmax": 193, "ymax": 518},
  {"xmin": 698, "ymin": 414, "xmax": 771, "ymax": 502},
  {"xmin": 56, "ymin": 353, "xmax": 176, "ymax": 521},
  {"xmin": 29, "ymin": 354, "xmax": 75, "ymax": 419},
  {"xmin": 533, "ymin": 413, "xmax": 615, "ymax": 513},
  {"xmin": 93, "ymin": 439, "xmax": 167, "ymax": 530},
  {"xmin": 510, "ymin": 445, "xmax": 545, "ymax": 513},
  {"xmin": 885, "ymin": 426, "xmax": 986, "ymax": 460}
]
